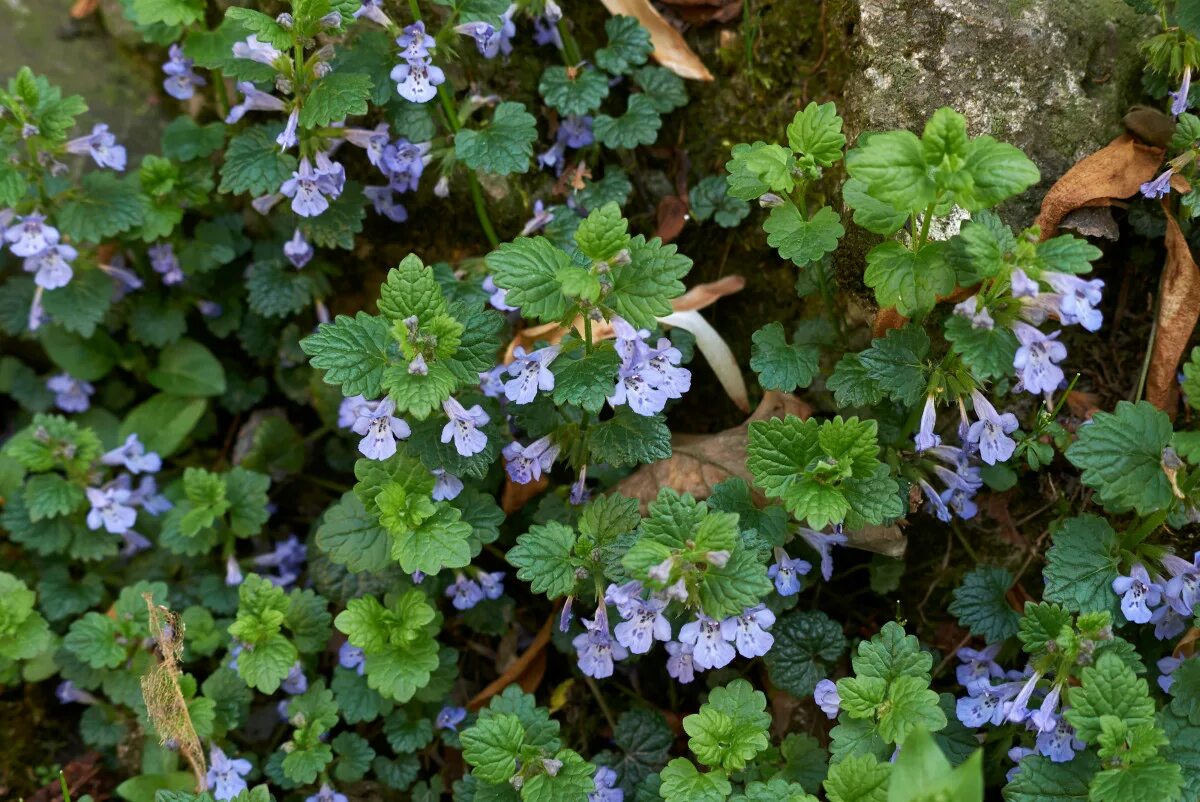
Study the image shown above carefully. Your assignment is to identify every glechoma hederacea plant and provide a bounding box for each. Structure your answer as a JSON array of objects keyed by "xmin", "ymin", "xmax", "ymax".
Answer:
[{"xmin": 2, "ymin": 0, "xmax": 1200, "ymax": 799}]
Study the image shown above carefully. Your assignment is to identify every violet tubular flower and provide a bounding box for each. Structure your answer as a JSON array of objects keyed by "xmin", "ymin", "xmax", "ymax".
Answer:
[
  {"xmin": 1043, "ymin": 272, "xmax": 1104, "ymax": 332},
  {"xmin": 572, "ymin": 604, "xmax": 627, "ymax": 679},
  {"xmin": 504, "ymin": 345, "xmax": 559, "ymax": 403},
  {"xmin": 722, "ymin": 605, "xmax": 776, "ymax": 658},
  {"xmin": 364, "ymin": 186, "xmax": 409, "ymax": 222},
  {"xmin": 148, "ymin": 242, "xmax": 184, "ymax": 285},
  {"xmin": 502, "ymin": 435, "xmax": 560, "ymax": 484},
  {"xmin": 665, "ymin": 640, "xmax": 696, "ymax": 683},
  {"xmin": 678, "ymin": 614, "xmax": 736, "ymax": 671},
  {"xmin": 24, "ymin": 243, "xmax": 76, "ymax": 290},
  {"xmin": 1012, "ymin": 321, "xmax": 1066, "ymax": 395},
  {"xmin": 436, "ymin": 705, "xmax": 467, "ymax": 732},
  {"xmin": 283, "ymin": 228, "xmax": 314, "ymax": 269},
  {"xmin": 446, "ymin": 574, "xmax": 484, "ymax": 610},
  {"xmin": 350, "ymin": 396, "xmax": 411, "ymax": 460},
  {"xmin": 1171, "ymin": 67, "xmax": 1193, "ymax": 117},
  {"xmin": 767, "ymin": 548, "xmax": 811, "ymax": 596},
  {"xmin": 613, "ymin": 597, "xmax": 671, "ymax": 655},
  {"xmin": 431, "ymin": 468, "xmax": 464, "ymax": 501},
  {"xmin": 47, "ymin": 373, "xmax": 93, "ymax": 413},
  {"xmin": 338, "ymin": 641, "xmax": 365, "ymax": 675},
  {"xmin": 232, "ymin": 35, "xmax": 284, "ymax": 66},
  {"xmin": 440, "ymin": 396, "xmax": 490, "ymax": 457},
  {"xmin": 1163, "ymin": 551, "xmax": 1200, "ymax": 615},
  {"xmin": 798, "ymin": 528, "xmax": 848, "ymax": 581},
  {"xmin": 101, "ymin": 433, "xmax": 162, "ymax": 474},
  {"xmin": 353, "ymin": 0, "xmax": 392, "ymax": 26},
  {"xmin": 1112, "ymin": 563, "xmax": 1162, "ymax": 624},
  {"xmin": 814, "ymin": 678, "xmax": 841, "ymax": 719},
  {"xmin": 914, "ymin": 395, "xmax": 941, "ymax": 452},
  {"xmin": 281, "ymin": 158, "xmax": 339, "ymax": 218},
  {"xmin": 1036, "ymin": 718, "xmax": 1085, "ymax": 763},
  {"xmin": 85, "ymin": 485, "xmax": 137, "ymax": 534},
  {"xmin": 392, "ymin": 56, "xmax": 445, "ymax": 103},
  {"xmin": 6, "ymin": 213, "xmax": 59, "ymax": 257},
  {"xmin": 966, "ymin": 390, "xmax": 1019, "ymax": 465},
  {"xmin": 225, "ymin": 82, "xmax": 286, "ymax": 124},
  {"xmin": 65, "ymin": 123, "xmax": 126, "ymax": 171},
  {"xmin": 483, "ymin": 275, "xmax": 517, "ymax": 312},
  {"xmin": 206, "ymin": 745, "xmax": 252, "ymax": 802},
  {"xmin": 162, "ymin": 44, "xmax": 206, "ymax": 100}
]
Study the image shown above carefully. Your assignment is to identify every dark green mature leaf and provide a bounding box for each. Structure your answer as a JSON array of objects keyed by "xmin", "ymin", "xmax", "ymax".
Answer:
[
  {"xmin": 43, "ymin": 270, "xmax": 113, "ymax": 338},
  {"xmin": 856, "ymin": 324, "xmax": 931, "ymax": 407},
  {"xmin": 539, "ymin": 66, "xmax": 609, "ymax": 117},
  {"xmin": 507, "ymin": 522, "xmax": 577, "ymax": 598},
  {"xmin": 300, "ymin": 72, "xmax": 372, "ymax": 128},
  {"xmin": 632, "ymin": 66, "xmax": 687, "ymax": 113},
  {"xmin": 594, "ymin": 94, "xmax": 662, "ymax": 149},
  {"xmin": 301, "ymin": 312, "xmax": 392, "ymax": 399},
  {"xmin": 948, "ymin": 566, "xmax": 1019, "ymax": 643},
  {"xmin": 606, "ymin": 235, "xmax": 691, "ymax": 328},
  {"xmin": 148, "ymin": 339, "xmax": 227, "ymax": 397},
  {"xmin": 455, "ymin": 102, "xmax": 537, "ymax": 175},
  {"xmin": 595, "ymin": 16, "xmax": 652, "ymax": 75},
  {"xmin": 764, "ymin": 610, "xmax": 847, "ymax": 696},
  {"xmin": 1043, "ymin": 515, "xmax": 1122, "ymax": 620},
  {"xmin": 486, "ymin": 237, "xmax": 573, "ymax": 322},
  {"xmin": 864, "ymin": 241, "xmax": 954, "ymax": 318},
  {"xmin": 219, "ymin": 125, "xmax": 297, "ymax": 196},
  {"xmin": 58, "ymin": 173, "xmax": 143, "ymax": 242},
  {"xmin": 750, "ymin": 322, "xmax": 819, "ymax": 392},
  {"xmin": 588, "ymin": 408, "xmax": 672, "ymax": 467},
  {"xmin": 944, "ymin": 316, "xmax": 1018, "ymax": 381},
  {"xmin": 161, "ymin": 116, "xmax": 225, "ymax": 161},
  {"xmin": 552, "ymin": 347, "xmax": 621, "ymax": 413},
  {"xmin": 1065, "ymin": 400, "xmax": 1174, "ymax": 515},
  {"xmin": 763, "ymin": 205, "xmax": 844, "ymax": 267},
  {"xmin": 827, "ymin": 354, "xmax": 886, "ymax": 407},
  {"xmin": 688, "ymin": 175, "xmax": 750, "ymax": 228}
]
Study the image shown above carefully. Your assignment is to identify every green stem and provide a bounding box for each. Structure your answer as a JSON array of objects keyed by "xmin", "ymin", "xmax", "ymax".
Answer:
[
  {"xmin": 407, "ymin": 0, "xmax": 422, "ymax": 21},
  {"xmin": 211, "ymin": 75, "xmax": 229, "ymax": 120},
  {"xmin": 950, "ymin": 521, "xmax": 981, "ymax": 565},
  {"xmin": 914, "ymin": 202, "xmax": 935, "ymax": 251},
  {"xmin": 1122, "ymin": 509, "xmax": 1170, "ymax": 551},
  {"xmin": 583, "ymin": 315, "xmax": 594, "ymax": 354},
  {"xmin": 556, "ymin": 18, "xmax": 582, "ymax": 65},
  {"xmin": 468, "ymin": 173, "xmax": 500, "ymax": 248}
]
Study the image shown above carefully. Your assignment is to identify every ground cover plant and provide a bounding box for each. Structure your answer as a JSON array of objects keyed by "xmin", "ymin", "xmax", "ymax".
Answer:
[{"xmin": 3, "ymin": 0, "xmax": 1200, "ymax": 800}]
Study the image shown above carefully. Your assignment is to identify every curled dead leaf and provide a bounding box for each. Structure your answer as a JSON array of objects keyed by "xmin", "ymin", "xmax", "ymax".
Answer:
[
  {"xmin": 658, "ymin": 309, "xmax": 750, "ymax": 412},
  {"xmin": 1146, "ymin": 204, "xmax": 1200, "ymax": 414},
  {"xmin": 501, "ymin": 473, "xmax": 548, "ymax": 514},
  {"xmin": 600, "ymin": 0, "xmax": 715, "ymax": 81},
  {"xmin": 468, "ymin": 612, "xmax": 555, "ymax": 710},
  {"xmin": 656, "ymin": 195, "xmax": 689, "ymax": 243}
]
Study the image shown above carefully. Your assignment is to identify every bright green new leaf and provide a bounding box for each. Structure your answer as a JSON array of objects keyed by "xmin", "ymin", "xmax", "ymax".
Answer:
[{"xmin": 763, "ymin": 204, "xmax": 844, "ymax": 267}]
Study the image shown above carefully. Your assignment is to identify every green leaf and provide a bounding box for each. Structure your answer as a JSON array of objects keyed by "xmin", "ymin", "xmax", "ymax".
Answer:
[
  {"xmin": 1089, "ymin": 759, "xmax": 1183, "ymax": 802},
  {"xmin": 823, "ymin": 753, "xmax": 891, "ymax": 802},
  {"xmin": 688, "ymin": 175, "xmax": 750, "ymax": 228},
  {"xmin": 299, "ymin": 181, "xmax": 366, "ymax": 250},
  {"xmin": 730, "ymin": 778, "xmax": 816, "ymax": 802},
  {"xmin": 1017, "ymin": 602, "xmax": 1072, "ymax": 655},
  {"xmin": 852, "ymin": 621, "xmax": 931, "ymax": 683},
  {"xmin": 131, "ymin": 0, "xmax": 205, "ymax": 26},
  {"xmin": 1161, "ymin": 709, "xmax": 1200, "ymax": 800},
  {"xmin": 842, "ymin": 177, "xmax": 907, "ymax": 235},
  {"xmin": 684, "ymin": 679, "xmax": 771, "ymax": 773},
  {"xmin": 606, "ymin": 234, "xmax": 691, "ymax": 329},
  {"xmin": 588, "ymin": 408, "xmax": 672, "ymax": 468},
  {"xmin": 455, "ymin": 101, "xmax": 537, "ymax": 175},
  {"xmin": 315, "ymin": 493, "xmax": 390, "ymax": 573},
  {"xmin": 147, "ymin": 339, "xmax": 227, "ymax": 397},
  {"xmin": 864, "ymin": 241, "xmax": 954, "ymax": 318},
  {"xmin": 300, "ymin": 71, "xmax": 372, "ymax": 128},
  {"xmin": 877, "ymin": 675, "xmax": 946, "ymax": 744},
  {"xmin": 1043, "ymin": 515, "xmax": 1122, "ymax": 620},
  {"xmin": 944, "ymin": 316, "xmax": 1018, "ymax": 381},
  {"xmin": 956, "ymin": 136, "xmax": 1040, "ymax": 211},
  {"xmin": 855, "ymin": 324, "xmax": 931, "ymax": 407},
  {"xmin": 632, "ymin": 66, "xmax": 687, "ymax": 113},
  {"xmin": 552, "ymin": 346, "xmax": 621, "ymax": 414},
  {"xmin": 42, "ymin": 269, "xmax": 113, "ymax": 337},
  {"xmin": 948, "ymin": 566, "xmax": 1019, "ymax": 644},
  {"xmin": 1065, "ymin": 653, "xmax": 1157, "ymax": 743},
  {"xmin": 120, "ymin": 393, "xmax": 207, "ymax": 458},
  {"xmin": 658, "ymin": 758, "xmax": 731, "ymax": 802},
  {"xmin": 575, "ymin": 202, "xmax": 631, "ymax": 262},
  {"xmin": 1034, "ymin": 235, "xmax": 1101, "ymax": 275},
  {"xmin": 762, "ymin": 610, "xmax": 847, "ymax": 701},
  {"xmin": 786, "ymin": 101, "xmax": 845, "ymax": 166},
  {"xmin": 223, "ymin": 6, "xmax": 292, "ymax": 48},
  {"xmin": 161, "ymin": 116, "xmax": 225, "ymax": 161},
  {"xmin": 827, "ymin": 354, "xmax": 885, "ymax": 408},
  {"xmin": 539, "ymin": 66, "xmax": 609, "ymax": 117},
  {"xmin": 595, "ymin": 16, "xmax": 652, "ymax": 75},
  {"xmin": 486, "ymin": 237, "xmax": 574, "ymax": 323},
  {"xmin": 300, "ymin": 312, "xmax": 392, "ymax": 399},
  {"xmin": 522, "ymin": 749, "xmax": 597, "ymax": 802},
  {"xmin": 845, "ymin": 130, "xmax": 934, "ymax": 214},
  {"xmin": 595, "ymin": 708, "xmax": 673, "ymax": 791},
  {"xmin": 1000, "ymin": 752, "xmax": 1098, "ymax": 802},
  {"xmin": 763, "ymin": 204, "xmax": 844, "ymax": 267},
  {"xmin": 384, "ymin": 711, "xmax": 434, "ymax": 753},
  {"xmin": 332, "ymin": 732, "xmax": 375, "ymax": 783},
  {"xmin": 726, "ymin": 141, "xmax": 796, "ymax": 200},
  {"xmin": 462, "ymin": 713, "xmax": 525, "ymax": 784},
  {"xmin": 594, "ymin": 94, "xmax": 662, "ymax": 149},
  {"xmin": 0, "ymin": 163, "xmax": 27, "ymax": 207},
  {"xmin": 219, "ymin": 124, "xmax": 298, "ymax": 196},
  {"xmin": 64, "ymin": 612, "xmax": 125, "ymax": 669},
  {"xmin": 57, "ymin": 173, "xmax": 143, "ymax": 243},
  {"xmin": 888, "ymin": 727, "xmax": 982, "ymax": 802},
  {"xmin": 1169, "ymin": 658, "xmax": 1200, "ymax": 725},
  {"xmin": 23, "ymin": 473, "xmax": 84, "ymax": 521},
  {"xmin": 1065, "ymin": 400, "xmax": 1175, "ymax": 515},
  {"xmin": 507, "ymin": 522, "xmax": 577, "ymax": 599}
]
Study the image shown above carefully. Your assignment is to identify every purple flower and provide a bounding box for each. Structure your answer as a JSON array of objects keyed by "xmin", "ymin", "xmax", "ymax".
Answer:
[
  {"xmin": 1141, "ymin": 168, "xmax": 1174, "ymax": 199},
  {"xmin": 678, "ymin": 614, "xmax": 736, "ymax": 671},
  {"xmin": 1112, "ymin": 564, "xmax": 1161, "ymax": 624},
  {"xmin": 283, "ymin": 228, "xmax": 314, "ymax": 269},
  {"xmin": 313, "ymin": 151, "xmax": 346, "ymax": 197},
  {"xmin": 1029, "ymin": 682, "xmax": 1062, "ymax": 734},
  {"xmin": 722, "ymin": 605, "xmax": 775, "ymax": 658},
  {"xmin": 232, "ymin": 35, "xmax": 283, "ymax": 66},
  {"xmin": 65, "ymin": 123, "xmax": 126, "ymax": 171},
  {"xmin": 396, "ymin": 21, "xmax": 435, "ymax": 60},
  {"xmin": 955, "ymin": 643, "xmax": 1004, "ymax": 693},
  {"xmin": 559, "ymin": 115, "xmax": 595, "ymax": 149},
  {"xmin": 521, "ymin": 200, "xmax": 555, "ymax": 236},
  {"xmin": 446, "ymin": 574, "xmax": 484, "ymax": 610},
  {"xmin": 57, "ymin": 680, "xmax": 98, "ymax": 705},
  {"xmin": 305, "ymin": 785, "xmax": 348, "ymax": 802},
  {"xmin": 1012, "ymin": 322, "xmax": 1066, "ymax": 396},
  {"xmin": 282, "ymin": 661, "xmax": 308, "ymax": 695},
  {"xmin": 814, "ymin": 678, "xmax": 841, "ymax": 719},
  {"xmin": 431, "ymin": 468, "xmax": 464, "ymax": 501},
  {"xmin": 353, "ymin": 0, "xmax": 392, "ymax": 26},
  {"xmin": 148, "ymin": 242, "xmax": 183, "ymax": 284},
  {"xmin": 343, "ymin": 124, "xmax": 391, "ymax": 168},
  {"xmin": 24, "ymin": 243, "xmax": 76, "ymax": 290},
  {"xmin": 914, "ymin": 395, "xmax": 941, "ymax": 452},
  {"xmin": 572, "ymin": 604, "xmax": 627, "ymax": 678},
  {"xmin": 338, "ymin": 641, "xmax": 365, "ymax": 675},
  {"xmin": 1163, "ymin": 551, "xmax": 1200, "ymax": 615},
  {"xmin": 456, "ymin": 21, "xmax": 505, "ymax": 58},
  {"xmin": 275, "ymin": 107, "xmax": 300, "ymax": 151},
  {"xmin": 129, "ymin": 475, "xmax": 172, "ymax": 515},
  {"xmin": 966, "ymin": 390, "xmax": 1019, "ymax": 465},
  {"xmin": 391, "ymin": 57, "xmax": 445, "ymax": 103},
  {"xmin": 1044, "ymin": 272, "xmax": 1104, "ymax": 332},
  {"xmin": 643, "ymin": 339, "xmax": 691, "ymax": 399},
  {"xmin": 6, "ymin": 213, "xmax": 59, "ymax": 257},
  {"xmin": 441, "ymin": 397, "xmax": 490, "ymax": 457},
  {"xmin": 538, "ymin": 141, "xmax": 567, "ymax": 173},
  {"xmin": 337, "ymin": 395, "xmax": 372, "ymax": 429},
  {"xmin": 162, "ymin": 44, "xmax": 206, "ymax": 100},
  {"xmin": 381, "ymin": 139, "xmax": 430, "ymax": 192},
  {"xmin": 504, "ymin": 345, "xmax": 559, "ymax": 403},
  {"xmin": 767, "ymin": 548, "xmax": 811, "ymax": 596},
  {"xmin": 281, "ymin": 158, "xmax": 337, "ymax": 218},
  {"xmin": 1036, "ymin": 717, "xmax": 1085, "ymax": 763},
  {"xmin": 364, "ymin": 186, "xmax": 409, "ymax": 222},
  {"xmin": 609, "ymin": 367, "xmax": 669, "ymax": 416},
  {"xmin": 614, "ymin": 597, "xmax": 671, "ymax": 654},
  {"xmin": 479, "ymin": 365, "xmax": 506, "ymax": 398},
  {"xmin": 503, "ymin": 435, "xmax": 560, "ymax": 484},
  {"xmin": 251, "ymin": 534, "xmax": 306, "ymax": 588},
  {"xmin": 206, "ymin": 745, "xmax": 252, "ymax": 802},
  {"xmin": 955, "ymin": 680, "xmax": 1021, "ymax": 727},
  {"xmin": 570, "ymin": 468, "xmax": 589, "ymax": 505},
  {"xmin": 47, "ymin": 373, "xmax": 93, "ymax": 413},
  {"xmin": 477, "ymin": 571, "xmax": 505, "ymax": 599},
  {"xmin": 1010, "ymin": 268, "xmax": 1039, "ymax": 298},
  {"xmin": 952, "ymin": 295, "xmax": 994, "ymax": 330},
  {"xmin": 590, "ymin": 766, "xmax": 623, "ymax": 802},
  {"xmin": 1172, "ymin": 67, "xmax": 1192, "ymax": 117},
  {"xmin": 350, "ymin": 397, "xmax": 411, "ymax": 460},
  {"xmin": 798, "ymin": 528, "xmax": 847, "ymax": 581},
  {"xmin": 1153, "ymin": 596, "xmax": 1187, "ymax": 640},
  {"xmin": 225, "ymin": 82, "xmax": 286, "ymax": 124},
  {"xmin": 1158, "ymin": 655, "xmax": 1183, "ymax": 693},
  {"xmin": 919, "ymin": 479, "xmax": 952, "ymax": 523},
  {"xmin": 604, "ymin": 581, "xmax": 645, "ymax": 619},
  {"xmin": 436, "ymin": 706, "xmax": 467, "ymax": 731},
  {"xmin": 483, "ymin": 275, "xmax": 517, "ymax": 312},
  {"xmin": 533, "ymin": 12, "xmax": 563, "ymax": 49},
  {"xmin": 101, "ymin": 433, "xmax": 161, "ymax": 474},
  {"xmin": 665, "ymin": 640, "xmax": 695, "ymax": 683},
  {"xmin": 225, "ymin": 555, "xmax": 244, "ymax": 586},
  {"xmin": 1006, "ymin": 671, "xmax": 1043, "ymax": 724}
]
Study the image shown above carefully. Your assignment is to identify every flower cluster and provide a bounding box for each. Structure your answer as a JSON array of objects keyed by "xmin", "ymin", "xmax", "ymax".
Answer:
[
  {"xmin": 80, "ymin": 433, "xmax": 171, "ymax": 554},
  {"xmin": 609, "ymin": 317, "xmax": 692, "ymax": 417},
  {"xmin": 1111, "ymin": 556, "xmax": 1199, "ymax": 639},
  {"xmin": 391, "ymin": 21, "xmax": 445, "ymax": 103}
]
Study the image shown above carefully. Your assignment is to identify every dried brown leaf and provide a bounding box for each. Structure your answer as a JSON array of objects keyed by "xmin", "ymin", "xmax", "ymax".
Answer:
[
  {"xmin": 600, "ymin": 0, "xmax": 715, "ymax": 81},
  {"xmin": 1146, "ymin": 204, "xmax": 1200, "ymax": 414}
]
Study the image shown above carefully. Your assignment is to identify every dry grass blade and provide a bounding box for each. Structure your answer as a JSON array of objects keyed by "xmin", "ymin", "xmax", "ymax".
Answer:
[
  {"xmin": 140, "ymin": 593, "xmax": 207, "ymax": 792},
  {"xmin": 600, "ymin": 0, "xmax": 715, "ymax": 81}
]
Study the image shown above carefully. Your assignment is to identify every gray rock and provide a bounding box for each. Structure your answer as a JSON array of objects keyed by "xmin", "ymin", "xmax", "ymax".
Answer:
[{"xmin": 841, "ymin": 0, "xmax": 1151, "ymax": 227}]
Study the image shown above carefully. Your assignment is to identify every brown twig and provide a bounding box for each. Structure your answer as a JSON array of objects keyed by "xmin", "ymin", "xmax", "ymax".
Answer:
[{"xmin": 467, "ymin": 611, "xmax": 555, "ymax": 710}]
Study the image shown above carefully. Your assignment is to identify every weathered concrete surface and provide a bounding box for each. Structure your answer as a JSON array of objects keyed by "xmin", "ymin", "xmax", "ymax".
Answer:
[{"xmin": 841, "ymin": 0, "xmax": 1150, "ymax": 226}]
